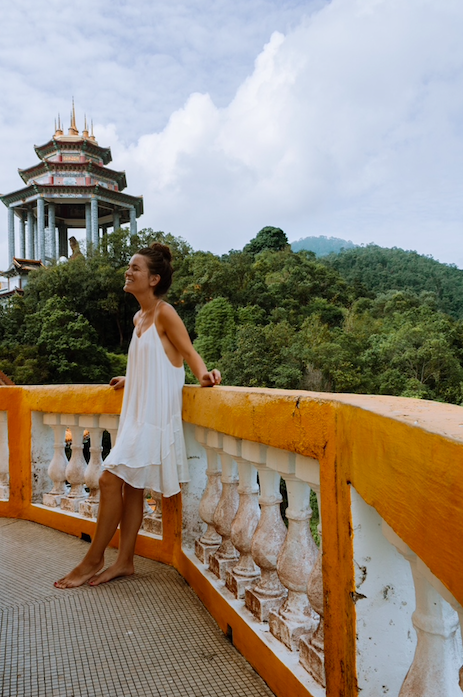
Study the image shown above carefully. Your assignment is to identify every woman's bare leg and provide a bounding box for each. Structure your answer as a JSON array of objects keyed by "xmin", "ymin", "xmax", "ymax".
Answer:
[
  {"xmin": 89, "ymin": 483, "xmax": 144, "ymax": 586},
  {"xmin": 54, "ymin": 471, "xmax": 124, "ymax": 589}
]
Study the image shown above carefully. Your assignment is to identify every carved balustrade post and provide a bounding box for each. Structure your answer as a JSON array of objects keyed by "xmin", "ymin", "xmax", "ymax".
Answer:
[
  {"xmin": 383, "ymin": 522, "xmax": 462, "ymax": 696},
  {"xmin": 0, "ymin": 412, "xmax": 10, "ymax": 501},
  {"xmin": 268, "ymin": 447, "xmax": 319, "ymax": 651},
  {"xmin": 194, "ymin": 427, "xmax": 223, "ymax": 564},
  {"xmin": 78, "ymin": 415, "xmax": 104, "ymax": 519},
  {"xmin": 209, "ymin": 446, "xmax": 240, "ymax": 581},
  {"xmin": 244, "ymin": 441, "xmax": 288, "ymax": 622},
  {"xmin": 223, "ymin": 436, "xmax": 261, "ymax": 598},
  {"xmin": 60, "ymin": 415, "xmax": 88, "ymax": 512},
  {"xmin": 143, "ymin": 490, "xmax": 163, "ymax": 536},
  {"xmin": 42, "ymin": 413, "xmax": 68, "ymax": 507},
  {"xmin": 296, "ymin": 455, "xmax": 325, "ymax": 686}
]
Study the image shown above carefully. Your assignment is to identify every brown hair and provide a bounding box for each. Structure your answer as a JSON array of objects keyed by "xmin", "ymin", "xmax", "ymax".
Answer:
[{"xmin": 137, "ymin": 242, "xmax": 173, "ymax": 296}]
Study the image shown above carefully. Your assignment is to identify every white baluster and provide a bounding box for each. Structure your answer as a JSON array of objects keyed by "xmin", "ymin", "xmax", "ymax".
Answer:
[
  {"xmin": 78, "ymin": 415, "xmax": 104, "ymax": 519},
  {"xmin": 60, "ymin": 415, "xmax": 87, "ymax": 512},
  {"xmin": 383, "ymin": 522, "xmax": 462, "ymax": 696},
  {"xmin": 194, "ymin": 427, "xmax": 223, "ymax": 564},
  {"xmin": 223, "ymin": 436, "xmax": 261, "ymax": 598},
  {"xmin": 42, "ymin": 413, "xmax": 68, "ymax": 507},
  {"xmin": 0, "ymin": 412, "xmax": 9, "ymax": 500},
  {"xmin": 209, "ymin": 446, "xmax": 240, "ymax": 581},
  {"xmin": 143, "ymin": 489, "xmax": 163, "ymax": 536},
  {"xmin": 268, "ymin": 447, "xmax": 319, "ymax": 651},
  {"xmin": 244, "ymin": 441, "xmax": 288, "ymax": 622},
  {"xmin": 296, "ymin": 455, "xmax": 325, "ymax": 686}
]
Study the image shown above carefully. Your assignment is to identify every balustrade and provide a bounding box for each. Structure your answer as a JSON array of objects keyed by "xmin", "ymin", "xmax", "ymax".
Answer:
[
  {"xmin": 296, "ymin": 454, "xmax": 325, "ymax": 686},
  {"xmin": 222, "ymin": 435, "xmax": 260, "ymax": 597},
  {"xmin": 143, "ymin": 490, "xmax": 163, "ymax": 535},
  {"xmin": 267, "ymin": 446, "xmax": 319, "ymax": 651},
  {"xmin": 78, "ymin": 415, "xmax": 104, "ymax": 519},
  {"xmin": 383, "ymin": 522, "xmax": 463, "ymax": 697},
  {"xmin": 41, "ymin": 412, "xmax": 119, "ymax": 518},
  {"xmin": 3, "ymin": 385, "xmax": 461, "ymax": 697},
  {"xmin": 209, "ymin": 448, "xmax": 240, "ymax": 580},
  {"xmin": 195, "ymin": 427, "xmax": 223, "ymax": 564},
  {"xmin": 244, "ymin": 442, "xmax": 288, "ymax": 622},
  {"xmin": 0, "ymin": 412, "xmax": 9, "ymax": 500}
]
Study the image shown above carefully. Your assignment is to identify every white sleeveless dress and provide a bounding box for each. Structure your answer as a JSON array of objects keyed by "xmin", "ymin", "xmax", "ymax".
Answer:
[{"xmin": 102, "ymin": 322, "xmax": 189, "ymax": 497}]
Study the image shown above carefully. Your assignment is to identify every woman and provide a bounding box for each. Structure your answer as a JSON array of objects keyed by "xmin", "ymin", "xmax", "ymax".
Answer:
[{"xmin": 55, "ymin": 243, "xmax": 221, "ymax": 589}]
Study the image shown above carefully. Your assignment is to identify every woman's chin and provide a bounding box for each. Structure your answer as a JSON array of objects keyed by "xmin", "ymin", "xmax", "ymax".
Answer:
[{"xmin": 123, "ymin": 284, "xmax": 134, "ymax": 294}]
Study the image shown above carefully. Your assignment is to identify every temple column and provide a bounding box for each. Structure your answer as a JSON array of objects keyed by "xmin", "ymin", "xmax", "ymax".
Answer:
[
  {"xmin": 33, "ymin": 217, "xmax": 38, "ymax": 259},
  {"xmin": 48, "ymin": 202, "xmax": 56, "ymax": 260},
  {"xmin": 58, "ymin": 223, "xmax": 67, "ymax": 258},
  {"xmin": 129, "ymin": 207, "xmax": 137, "ymax": 237},
  {"xmin": 19, "ymin": 214, "xmax": 25, "ymax": 258},
  {"xmin": 91, "ymin": 197, "xmax": 99, "ymax": 248},
  {"xmin": 102, "ymin": 224, "xmax": 108, "ymax": 252},
  {"xmin": 37, "ymin": 197, "xmax": 45, "ymax": 261},
  {"xmin": 85, "ymin": 202, "xmax": 92, "ymax": 251},
  {"xmin": 8, "ymin": 206, "xmax": 15, "ymax": 265},
  {"xmin": 113, "ymin": 209, "xmax": 120, "ymax": 232},
  {"xmin": 27, "ymin": 209, "xmax": 34, "ymax": 259}
]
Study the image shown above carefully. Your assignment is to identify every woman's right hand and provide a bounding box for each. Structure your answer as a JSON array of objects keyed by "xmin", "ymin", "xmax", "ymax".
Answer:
[{"xmin": 110, "ymin": 376, "xmax": 126, "ymax": 390}]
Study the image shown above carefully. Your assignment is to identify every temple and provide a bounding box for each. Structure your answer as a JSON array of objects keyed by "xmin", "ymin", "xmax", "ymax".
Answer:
[{"xmin": 1, "ymin": 102, "xmax": 143, "ymax": 265}]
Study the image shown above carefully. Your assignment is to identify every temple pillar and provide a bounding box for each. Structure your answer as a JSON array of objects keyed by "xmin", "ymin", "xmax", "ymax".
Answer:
[
  {"xmin": 129, "ymin": 207, "xmax": 137, "ymax": 237},
  {"xmin": 91, "ymin": 198, "xmax": 99, "ymax": 248},
  {"xmin": 27, "ymin": 209, "xmax": 34, "ymax": 259},
  {"xmin": 85, "ymin": 202, "xmax": 92, "ymax": 251},
  {"xmin": 19, "ymin": 214, "xmax": 25, "ymax": 258},
  {"xmin": 33, "ymin": 218, "xmax": 38, "ymax": 259},
  {"xmin": 58, "ymin": 223, "xmax": 67, "ymax": 258},
  {"xmin": 113, "ymin": 209, "xmax": 120, "ymax": 232},
  {"xmin": 8, "ymin": 206, "xmax": 15, "ymax": 265},
  {"xmin": 48, "ymin": 202, "xmax": 56, "ymax": 260},
  {"xmin": 37, "ymin": 197, "xmax": 45, "ymax": 261}
]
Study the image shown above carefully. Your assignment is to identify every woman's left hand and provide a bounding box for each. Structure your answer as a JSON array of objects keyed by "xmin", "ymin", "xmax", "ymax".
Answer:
[{"xmin": 199, "ymin": 369, "xmax": 222, "ymax": 387}]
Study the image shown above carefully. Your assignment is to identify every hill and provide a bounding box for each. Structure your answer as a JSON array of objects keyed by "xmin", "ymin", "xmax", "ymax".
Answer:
[
  {"xmin": 323, "ymin": 245, "xmax": 463, "ymax": 319},
  {"xmin": 291, "ymin": 235, "xmax": 356, "ymax": 256}
]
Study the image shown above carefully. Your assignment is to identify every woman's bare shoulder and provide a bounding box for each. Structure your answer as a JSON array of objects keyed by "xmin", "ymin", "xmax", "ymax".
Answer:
[
  {"xmin": 133, "ymin": 309, "xmax": 142, "ymax": 326},
  {"xmin": 157, "ymin": 301, "xmax": 179, "ymax": 321}
]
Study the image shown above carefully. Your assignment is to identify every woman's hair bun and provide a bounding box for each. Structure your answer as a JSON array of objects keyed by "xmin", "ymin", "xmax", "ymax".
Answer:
[{"xmin": 150, "ymin": 241, "xmax": 172, "ymax": 262}]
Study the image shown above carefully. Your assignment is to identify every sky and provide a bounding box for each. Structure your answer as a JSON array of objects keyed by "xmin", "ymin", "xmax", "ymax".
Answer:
[{"xmin": 1, "ymin": 0, "xmax": 463, "ymax": 268}]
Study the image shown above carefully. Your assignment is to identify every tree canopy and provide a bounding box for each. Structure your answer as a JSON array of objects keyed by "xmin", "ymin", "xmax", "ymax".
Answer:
[{"xmin": 1, "ymin": 229, "xmax": 463, "ymax": 406}]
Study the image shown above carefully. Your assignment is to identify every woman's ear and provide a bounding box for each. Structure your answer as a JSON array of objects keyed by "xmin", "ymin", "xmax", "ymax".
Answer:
[{"xmin": 150, "ymin": 274, "xmax": 161, "ymax": 288}]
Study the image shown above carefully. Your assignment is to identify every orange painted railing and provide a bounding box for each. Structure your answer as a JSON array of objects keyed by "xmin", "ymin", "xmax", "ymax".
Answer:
[{"xmin": 0, "ymin": 384, "xmax": 462, "ymax": 697}]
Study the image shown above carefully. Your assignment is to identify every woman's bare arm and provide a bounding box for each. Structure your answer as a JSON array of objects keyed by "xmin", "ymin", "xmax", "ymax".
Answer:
[{"xmin": 158, "ymin": 303, "xmax": 221, "ymax": 386}]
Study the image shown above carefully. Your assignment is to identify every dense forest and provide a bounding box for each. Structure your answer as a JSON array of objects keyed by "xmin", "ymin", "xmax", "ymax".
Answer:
[
  {"xmin": 2, "ymin": 226, "xmax": 463, "ymax": 405},
  {"xmin": 291, "ymin": 235, "xmax": 356, "ymax": 256}
]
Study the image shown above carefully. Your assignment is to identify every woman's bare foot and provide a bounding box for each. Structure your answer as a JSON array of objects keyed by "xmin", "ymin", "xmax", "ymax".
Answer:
[
  {"xmin": 88, "ymin": 562, "xmax": 135, "ymax": 586},
  {"xmin": 54, "ymin": 558, "xmax": 104, "ymax": 589}
]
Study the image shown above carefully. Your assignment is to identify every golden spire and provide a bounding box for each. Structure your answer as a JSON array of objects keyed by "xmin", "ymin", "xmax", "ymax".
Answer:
[
  {"xmin": 89, "ymin": 119, "xmax": 96, "ymax": 142},
  {"xmin": 68, "ymin": 98, "xmax": 79, "ymax": 136},
  {"xmin": 82, "ymin": 114, "xmax": 89, "ymax": 139},
  {"xmin": 54, "ymin": 113, "xmax": 63, "ymax": 137}
]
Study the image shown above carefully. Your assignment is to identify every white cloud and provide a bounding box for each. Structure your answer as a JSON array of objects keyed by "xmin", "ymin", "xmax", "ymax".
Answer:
[
  {"xmin": 97, "ymin": 0, "xmax": 463, "ymax": 263},
  {"xmin": 2, "ymin": 0, "xmax": 463, "ymax": 266}
]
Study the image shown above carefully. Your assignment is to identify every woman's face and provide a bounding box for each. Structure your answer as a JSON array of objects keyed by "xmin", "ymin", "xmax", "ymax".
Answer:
[{"xmin": 124, "ymin": 254, "xmax": 159, "ymax": 295}]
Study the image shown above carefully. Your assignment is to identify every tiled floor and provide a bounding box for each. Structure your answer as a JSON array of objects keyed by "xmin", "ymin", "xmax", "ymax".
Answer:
[{"xmin": 0, "ymin": 519, "xmax": 275, "ymax": 697}]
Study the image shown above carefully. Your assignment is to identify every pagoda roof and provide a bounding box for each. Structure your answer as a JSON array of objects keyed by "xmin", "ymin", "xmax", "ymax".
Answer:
[
  {"xmin": 34, "ymin": 137, "xmax": 112, "ymax": 165},
  {"xmin": 1, "ymin": 257, "xmax": 45, "ymax": 278},
  {"xmin": 18, "ymin": 161, "xmax": 127, "ymax": 190},
  {"xmin": 1, "ymin": 183, "xmax": 143, "ymax": 217}
]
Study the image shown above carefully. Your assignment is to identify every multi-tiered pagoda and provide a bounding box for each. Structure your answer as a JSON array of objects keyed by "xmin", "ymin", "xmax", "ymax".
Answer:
[{"xmin": 1, "ymin": 104, "xmax": 143, "ymax": 265}]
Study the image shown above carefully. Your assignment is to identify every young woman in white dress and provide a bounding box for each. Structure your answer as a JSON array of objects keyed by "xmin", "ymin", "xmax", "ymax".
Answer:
[{"xmin": 55, "ymin": 243, "xmax": 221, "ymax": 588}]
